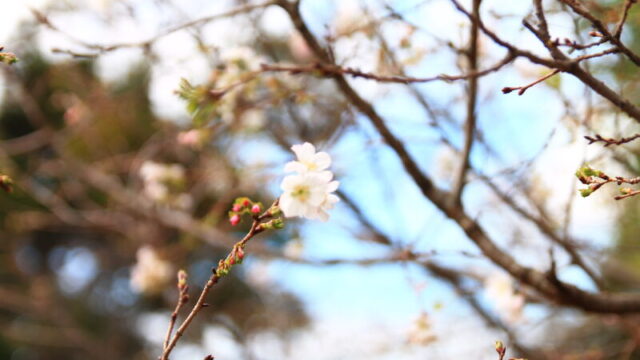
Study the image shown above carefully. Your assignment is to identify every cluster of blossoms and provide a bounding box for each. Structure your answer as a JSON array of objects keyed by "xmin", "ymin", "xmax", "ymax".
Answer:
[
  {"xmin": 130, "ymin": 246, "xmax": 174, "ymax": 295},
  {"xmin": 279, "ymin": 142, "xmax": 339, "ymax": 221},
  {"xmin": 484, "ymin": 273, "xmax": 525, "ymax": 323},
  {"xmin": 139, "ymin": 161, "xmax": 192, "ymax": 209}
]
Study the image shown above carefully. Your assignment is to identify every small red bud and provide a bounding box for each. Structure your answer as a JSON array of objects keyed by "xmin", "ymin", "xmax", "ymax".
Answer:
[
  {"xmin": 242, "ymin": 199, "xmax": 251, "ymax": 207},
  {"xmin": 229, "ymin": 256, "xmax": 236, "ymax": 265},
  {"xmin": 230, "ymin": 214, "xmax": 241, "ymax": 226},
  {"xmin": 251, "ymin": 204, "xmax": 261, "ymax": 214},
  {"xmin": 236, "ymin": 247, "xmax": 245, "ymax": 260},
  {"xmin": 232, "ymin": 204, "xmax": 242, "ymax": 212}
]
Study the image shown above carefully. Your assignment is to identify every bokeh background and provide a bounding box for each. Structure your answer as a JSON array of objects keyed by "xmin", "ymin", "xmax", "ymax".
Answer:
[{"xmin": 1, "ymin": 0, "xmax": 640, "ymax": 359}]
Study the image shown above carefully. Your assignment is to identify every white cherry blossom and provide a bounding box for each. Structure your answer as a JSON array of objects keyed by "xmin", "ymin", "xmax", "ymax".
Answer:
[
  {"xmin": 280, "ymin": 142, "xmax": 339, "ymax": 221},
  {"xmin": 284, "ymin": 142, "xmax": 332, "ymax": 174}
]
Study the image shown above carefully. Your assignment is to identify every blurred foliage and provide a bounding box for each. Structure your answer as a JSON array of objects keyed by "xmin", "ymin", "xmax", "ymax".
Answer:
[{"xmin": 0, "ymin": 49, "xmax": 312, "ymax": 359}]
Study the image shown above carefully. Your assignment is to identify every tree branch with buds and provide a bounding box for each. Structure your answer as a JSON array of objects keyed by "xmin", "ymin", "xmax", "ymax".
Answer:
[{"xmin": 159, "ymin": 199, "xmax": 283, "ymax": 360}]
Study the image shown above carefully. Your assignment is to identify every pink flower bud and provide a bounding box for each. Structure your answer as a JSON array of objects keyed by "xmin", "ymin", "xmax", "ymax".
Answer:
[
  {"xmin": 232, "ymin": 204, "xmax": 242, "ymax": 212},
  {"xmin": 251, "ymin": 204, "xmax": 261, "ymax": 214},
  {"xmin": 229, "ymin": 214, "xmax": 241, "ymax": 226},
  {"xmin": 242, "ymin": 199, "xmax": 251, "ymax": 207},
  {"xmin": 236, "ymin": 247, "xmax": 245, "ymax": 260}
]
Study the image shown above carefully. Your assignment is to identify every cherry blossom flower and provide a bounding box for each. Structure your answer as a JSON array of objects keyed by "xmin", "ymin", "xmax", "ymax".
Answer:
[
  {"xmin": 284, "ymin": 142, "xmax": 332, "ymax": 174},
  {"xmin": 280, "ymin": 142, "xmax": 339, "ymax": 221},
  {"xmin": 130, "ymin": 246, "xmax": 173, "ymax": 295}
]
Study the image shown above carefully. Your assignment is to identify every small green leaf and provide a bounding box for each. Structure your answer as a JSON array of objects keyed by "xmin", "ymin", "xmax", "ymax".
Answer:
[{"xmin": 579, "ymin": 188, "xmax": 594, "ymax": 197}]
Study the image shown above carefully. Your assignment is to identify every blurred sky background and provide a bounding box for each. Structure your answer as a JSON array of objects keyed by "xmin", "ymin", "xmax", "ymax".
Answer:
[{"xmin": 0, "ymin": 0, "xmax": 631, "ymax": 359}]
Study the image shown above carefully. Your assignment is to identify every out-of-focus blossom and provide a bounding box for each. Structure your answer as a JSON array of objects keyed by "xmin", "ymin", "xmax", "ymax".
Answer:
[
  {"xmin": 240, "ymin": 108, "xmax": 266, "ymax": 130},
  {"xmin": 333, "ymin": 2, "xmax": 368, "ymax": 37},
  {"xmin": 407, "ymin": 312, "xmax": 437, "ymax": 346},
  {"xmin": 289, "ymin": 32, "xmax": 314, "ymax": 63},
  {"xmin": 484, "ymin": 272, "xmax": 525, "ymax": 323},
  {"xmin": 220, "ymin": 46, "xmax": 263, "ymax": 73},
  {"xmin": 283, "ymin": 239, "xmax": 304, "ymax": 259},
  {"xmin": 140, "ymin": 161, "xmax": 185, "ymax": 185},
  {"xmin": 139, "ymin": 161, "xmax": 191, "ymax": 209},
  {"xmin": 177, "ymin": 129, "xmax": 208, "ymax": 148},
  {"xmin": 130, "ymin": 246, "xmax": 173, "ymax": 295}
]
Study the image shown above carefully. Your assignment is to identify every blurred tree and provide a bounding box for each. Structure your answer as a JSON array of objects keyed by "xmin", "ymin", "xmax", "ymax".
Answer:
[{"xmin": 0, "ymin": 49, "xmax": 308, "ymax": 360}]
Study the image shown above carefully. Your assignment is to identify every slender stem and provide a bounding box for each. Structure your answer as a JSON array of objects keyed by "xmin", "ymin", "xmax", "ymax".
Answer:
[
  {"xmin": 451, "ymin": 0, "xmax": 481, "ymax": 205},
  {"xmin": 159, "ymin": 204, "xmax": 275, "ymax": 360},
  {"xmin": 163, "ymin": 286, "xmax": 188, "ymax": 351}
]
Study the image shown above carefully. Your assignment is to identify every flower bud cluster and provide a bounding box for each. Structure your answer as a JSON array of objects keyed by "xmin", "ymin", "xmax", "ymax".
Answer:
[
  {"xmin": 228, "ymin": 197, "xmax": 263, "ymax": 226},
  {"xmin": 215, "ymin": 245, "xmax": 245, "ymax": 277}
]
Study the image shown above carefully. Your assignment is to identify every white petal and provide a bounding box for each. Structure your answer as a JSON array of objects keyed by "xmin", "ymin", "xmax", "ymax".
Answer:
[
  {"xmin": 326, "ymin": 180, "xmax": 339, "ymax": 192},
  {"xmin": 284, "ymin": 161, "xmax": 307, "ymax": 173},
  {"xmin": 280, "ymin": 174, "xmax": 302, "ymax": 191},
  {"xmin": 280, "ymin": 195, "xmax": 301, "ymax": 217},
  {"xmin": 292, "ymin": 142, "xmax": 316, "ymax": 162},
  {"xmin": 313, "ymin": 151, "xmax": 331, "ymax": 170},
  {"xmin": 308, "ymin": 187, "xmax": 327, "ymax": 205},
  {"xmin": 316, "ymin": 210, "xmax": 329, "ymax": 222},
  {"xmin": 313, "ymin": 171, "xmax": 333, "ymax": 183},
  {"xmin": 302, "ymin": 205, "xmax": 321, "ymax": 220},
  {"xmin": 323, "ymin": 194, "xmax": 340, "ymax": 210}
]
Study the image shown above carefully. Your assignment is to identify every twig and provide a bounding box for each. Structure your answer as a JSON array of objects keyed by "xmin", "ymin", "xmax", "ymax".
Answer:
[
  {"xmin": 576, "ymin": 166, "xmax": 640, "ymax": 200},
  {"xmin": 162, "ymin": 271, "xmax": 190, "ymax": 352},
  {"xmin": 260, "ymin": 53, "xmax": 515, "ymax": 85},
  {"xmin": 452, "ymin": 0, "xmax": 640, "ymax": 124},
  {"xmin": 614, "ymin": 0, "xmax": 638, "ymax": 39},
  {"xmin": 615, "ymin": 189, "xmax": 640, "ymax": 200},
  {"xmin": 501, "ymin": 69, "xmax": 559, "ymax": 95},
  {"xmin": 278, "ymin": 0, "xmax": 640, "ymax": 313},
  {"xmin": 558, "ymin": 0, "xmax": 640, "ymax": 66},
  {"xmin": 159, "ymin": 200, "xmax": 279, "ymax": 360},
  {"xmin": 584, "ymin": 133, "xmax": 640, "ymax": 147},
  {"xmin": 43, "ymin": 1, "xmax": 277, "ymax": 58},
  {"xmin": 450, "ymin": 0, "xmax": 481, "ymax": 205}
]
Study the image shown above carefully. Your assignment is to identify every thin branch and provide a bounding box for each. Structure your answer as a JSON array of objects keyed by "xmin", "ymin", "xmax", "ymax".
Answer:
[
  {"xmin": 450, "ymin": 0, "xmax": 481, "ymax": 205},
  {"xmin": 160, "ymin": 202, "xmax": 277, "ymax": 360},
  {"xmin": 259, "ymin": 53, "xmax": 515, "ymax": 85},
  {"xmin": 44, "ymin": 1, "xmax": 277, "ymax": 57},
  {"xmin": 280, "ymin": 0, "xmax": 640, "ymax": 313},
  {"xmin": 451, "ymin": 0, "xmax": 640, "ymax": 124},
  {"xmin": 502, "ymin": 69, "xmax": 560, "ymax": 95},
  {"xmin": 584, "ymin": 133, "xmax": 640, "ymax": 147},
  {"xmin": 614, "ymin": 0, "xmax": 637, "ymax": 39},
  {"xmin": 558, "ymin": 0, "xmax": 640, "ymax": 66},
  {"xmin": 163, "ymin": 271, "xmax": 190, "ymax": 352}
]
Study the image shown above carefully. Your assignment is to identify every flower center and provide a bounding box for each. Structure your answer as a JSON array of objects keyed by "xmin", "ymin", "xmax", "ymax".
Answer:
[
  {"xmin": 304, "ymin": 161, "xmax": 317, "ymax": 171},
  {"xmin": 291, "ymin": 185, "xmax": 310, "ymax": 201}
]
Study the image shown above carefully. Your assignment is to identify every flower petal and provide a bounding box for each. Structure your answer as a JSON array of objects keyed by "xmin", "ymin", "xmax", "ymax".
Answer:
[
  {"xmin": 292, "ymin": 142, "xmax": 316, "ymax": 162},
  {"xmin": 284, "ymin": 161, "xmax": 307, "ymax": 173},
  {"xmin": 313, "ymin": 151, "xmax": 331, "ymax": 170}
]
